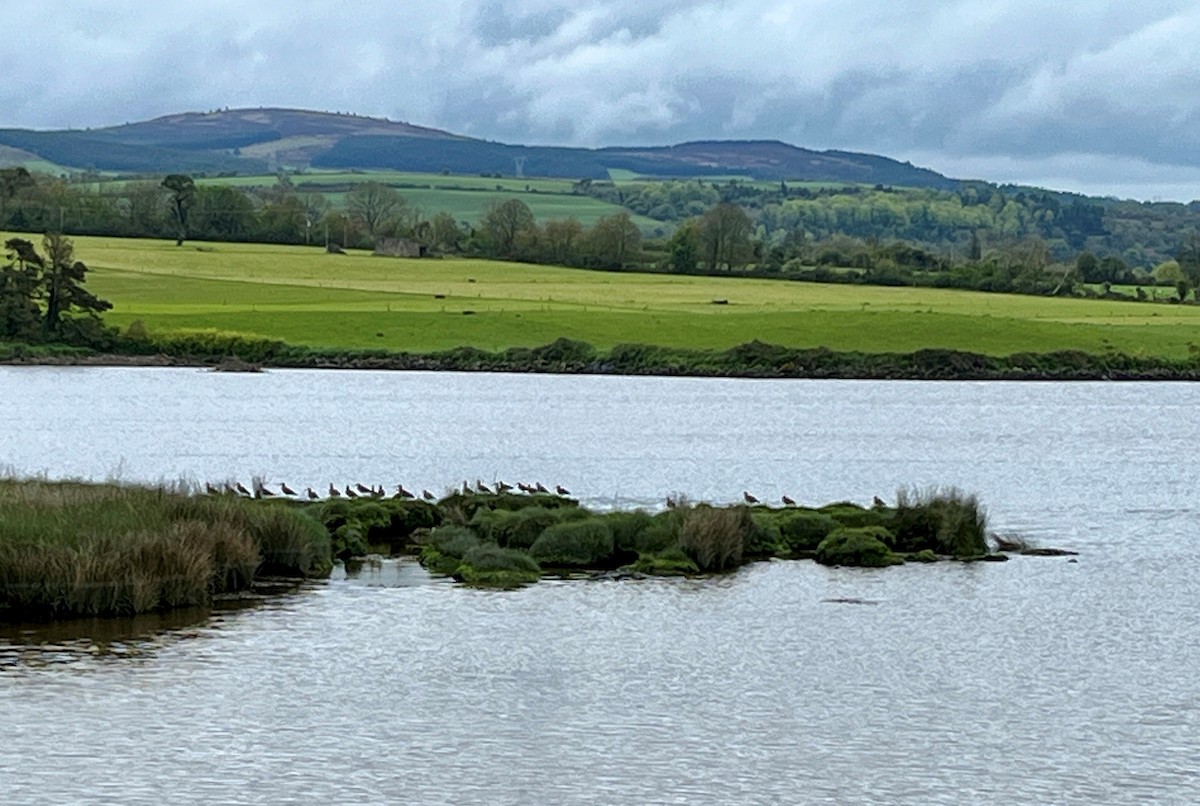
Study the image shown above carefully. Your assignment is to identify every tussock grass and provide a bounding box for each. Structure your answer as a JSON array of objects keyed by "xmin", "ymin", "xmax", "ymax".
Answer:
[
  {"xmin": 679, "ymin": 505, "xmax": 754, "ymax": 572},
  {"xmin": 528, "ymin": 518, "xmax": 615, "ymax": 567},
  {"xmin": 892, "ymin": 487, "xmax": 988, "ymax": 557},
  {"xmin": 0, "ymin": 479, "xmax": 329, "ymax": 617}
]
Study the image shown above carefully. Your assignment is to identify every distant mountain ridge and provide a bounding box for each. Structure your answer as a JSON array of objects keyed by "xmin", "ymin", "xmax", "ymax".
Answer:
[{"xmin": 0, "ymin": 106, "xmax": 956, "ymax": 188}]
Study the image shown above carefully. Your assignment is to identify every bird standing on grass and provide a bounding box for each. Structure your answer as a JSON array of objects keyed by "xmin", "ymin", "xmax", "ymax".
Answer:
[
  {"xmin": 782, "ymin": 495, "xmax": 796, "ymax": 506},
  {"xmin": 556, "ymin": 484, "xmax": 571, "ymax": 496},
  {"xmin": 328, "ymin": 483, "xmax": 341, "ymax": 498},
  {"xmin": 280, "ymin": 483, "xmax": 297, "ymax": 497},
  {"xmin": 743, "ymin": 491, "xmax": 760, "ymax": 504}
]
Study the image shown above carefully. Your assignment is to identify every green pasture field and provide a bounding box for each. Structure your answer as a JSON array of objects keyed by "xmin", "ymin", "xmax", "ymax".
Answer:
[
  {"xmin": 19, "ymin": 233, "xmax": 1200, "ymax": 358},
  {"xmin": 185, "ymin": 170, "xmax": 665, "ymax": 229}
]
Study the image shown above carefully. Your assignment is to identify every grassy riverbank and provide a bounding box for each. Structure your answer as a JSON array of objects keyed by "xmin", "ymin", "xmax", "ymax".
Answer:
[
  {"xmin": 1, "ymin": 478, "xmax": 1004, "ymax": 617},
  {"xmin": 15, "ymin": 233, "xmax": 1200, "ymax": 360}
]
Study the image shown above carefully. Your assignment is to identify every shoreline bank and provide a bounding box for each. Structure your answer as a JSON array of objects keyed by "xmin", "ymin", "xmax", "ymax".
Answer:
[{"xmin": 3, "ymin": 338, "xmax": 1200, "ymax": 381}]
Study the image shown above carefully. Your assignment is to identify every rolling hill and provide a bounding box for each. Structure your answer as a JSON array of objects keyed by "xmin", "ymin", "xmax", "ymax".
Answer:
[{"xmin": 0, "ymin": 107, "xmax": 957, "ymax": 188}]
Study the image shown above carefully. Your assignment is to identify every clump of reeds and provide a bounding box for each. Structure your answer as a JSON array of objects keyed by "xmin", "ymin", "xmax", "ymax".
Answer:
[
  {"xmin": 892, "ymin": 487, "xmax": 988, "ymax": 557},
  {"xmin": 0, "ymin": 479, "xmax": 329, "ymax": 618},
  {"xmin": 678, "ymin": 505, "xmax": 754, "ymax": 572}
]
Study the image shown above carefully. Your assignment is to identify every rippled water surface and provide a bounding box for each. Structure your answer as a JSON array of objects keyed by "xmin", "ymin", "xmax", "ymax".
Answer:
[{"xmin": 1, "ymin": 368, "xmax": 1198, "ymax": 804}]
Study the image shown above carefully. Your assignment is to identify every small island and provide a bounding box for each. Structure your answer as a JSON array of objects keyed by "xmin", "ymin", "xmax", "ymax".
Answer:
[{"xmin": 0, "ymin": 477, "xmax": 1046, "ymax": 620}]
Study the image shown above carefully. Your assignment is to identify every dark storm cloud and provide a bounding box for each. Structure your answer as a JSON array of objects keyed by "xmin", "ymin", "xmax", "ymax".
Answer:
[{"xmin": 3, "ymin": 0, "xmax": 1199, "ymax": 198}]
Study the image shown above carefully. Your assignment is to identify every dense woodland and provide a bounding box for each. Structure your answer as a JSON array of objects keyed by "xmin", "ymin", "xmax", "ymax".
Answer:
[{"xmin": 4, "ymin": 165, "xmax": 1200, "ymax": 300}]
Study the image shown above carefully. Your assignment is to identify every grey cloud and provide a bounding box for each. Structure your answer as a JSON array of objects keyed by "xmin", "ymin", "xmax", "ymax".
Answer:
[{"xmin": 4, "ymin": 1, "xmax": 1200, "ymax": 198}]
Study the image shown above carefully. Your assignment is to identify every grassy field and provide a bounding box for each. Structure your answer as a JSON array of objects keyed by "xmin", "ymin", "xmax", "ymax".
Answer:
[
  {"xmin": 184, "ymin": 170, "xmax": 664, "ymax": 230},
  {"xmin": 20, "ymin": 233, "xmax": 1200, "ymax": 358}
]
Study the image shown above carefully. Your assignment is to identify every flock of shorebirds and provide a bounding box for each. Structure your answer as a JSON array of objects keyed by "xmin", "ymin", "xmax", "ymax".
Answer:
[
  {"xmin": 203, "ymin": 481, "xmax": 855, "ymax": 508},
  {"xmin": 202, "ymin": 478, "xmax": 573, "ymax": 502}
]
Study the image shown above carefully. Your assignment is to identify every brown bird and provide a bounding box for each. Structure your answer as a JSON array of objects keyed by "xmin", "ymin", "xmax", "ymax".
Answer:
[
  {"xmin": 345, "ymin": 486, "xmax": 358, "ymax": 498},
  {"xmin": 462, "ymin": 480, "xmax": 473, "ymax": 495},
  {"xmin": 495, "ymin": 480, "xmax": 513, "ymax": 493},
  {"xmin": 396, "ymin": 485, "xmax": 415, "ymax": 499},
  {"xmin": 782, "ymin": 495, "xmax": 796, "ymax": 506},
  {"xmin": 235, "ymin": 481, "xmax": 252, "ymax": 497},
  {"xmin": 517, "ymin": 482, "xmax": 533, "ymax": 494},
  {"xmin": 535, "ymin": 482, "xmax": 549, "ymax": 494},
  {"xmin": 306, "ymin": 487, "xmax": 319, "ymax": 500},
  {"xmin": 555, "ymin": 484, "xmax": 571, "ymax": 496},
  {"xmin": 258, "ymin": 484, "xmax": 276, "ymax": 498},
  {"xmin": 422, "ymin": 489, "xmax": 435, "ymax": 501},
  {"xmin": 280, "ymin": 483, "xmax": 297, "ymax": 497},
  {"xmin": 355, "ymin": 483, "xmax": 372, "ymax": 495},
  {"xmin": 328, "ymin": 483, "xmax": 342, "ymax": 498},
  {"xmin": 743, "ymin": 491, "xmax": 760, "ymax": 504},
  {"xmin": 872, "ymin": 495, "xmax": 886, "ymax": 508},
  {"xmin": 205, "ymin": 482, "xmax": 221, "ymax": 496},
  {"xmin": 476, "ymin": 479, "xmax": 490, "ymax": 494}
]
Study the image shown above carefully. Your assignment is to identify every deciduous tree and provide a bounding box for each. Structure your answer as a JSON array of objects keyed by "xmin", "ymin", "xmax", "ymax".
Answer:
[
  {"xmin": 161, "ymin": 174, "xmax": 196, "ymax": 245},
  {"xmin": 480, "ymin": 199, "xmax": 536, "ymax": 258}
]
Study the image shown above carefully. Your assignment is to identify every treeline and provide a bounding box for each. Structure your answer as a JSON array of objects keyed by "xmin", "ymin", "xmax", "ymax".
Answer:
[
  {"xmin": 6, "ymin": 166, "xmax": 1200, "ymax": 300},
  {"xmin": 584, "ymin": 178, "xmax": 1200, "ymax": 267}
]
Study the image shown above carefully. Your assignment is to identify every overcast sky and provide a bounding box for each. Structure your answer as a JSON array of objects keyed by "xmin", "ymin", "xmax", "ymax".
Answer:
[{"xmin": 4, "ymin": 0, "xmax": 1200, "ymax": 200}]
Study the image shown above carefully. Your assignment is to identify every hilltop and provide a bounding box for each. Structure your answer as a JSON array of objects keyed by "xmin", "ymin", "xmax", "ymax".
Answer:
[{"xmin": 0, "ymin": 107, "xmax": 955, "ymax": 188}]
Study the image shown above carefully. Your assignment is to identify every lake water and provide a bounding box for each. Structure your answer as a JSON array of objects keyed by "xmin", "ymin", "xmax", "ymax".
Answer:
[{"xmin": 1, "ymin": 368, "xmax": 1198, "ymax": 804}]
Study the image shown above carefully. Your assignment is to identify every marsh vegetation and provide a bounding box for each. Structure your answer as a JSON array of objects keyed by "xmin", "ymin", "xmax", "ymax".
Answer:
[{"xmin": 0, "ymin": 477, "xmax": 1000, "ymax": 616}]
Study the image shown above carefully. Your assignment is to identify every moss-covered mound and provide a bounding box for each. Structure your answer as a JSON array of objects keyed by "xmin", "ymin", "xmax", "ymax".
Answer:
[
  {"xmin": 456, "ymin": 544, "xmax": 542, "ymax": 588},
  {"xmin": 815, "ymin": 526, "xmax": 902, "ymax": 568}
]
